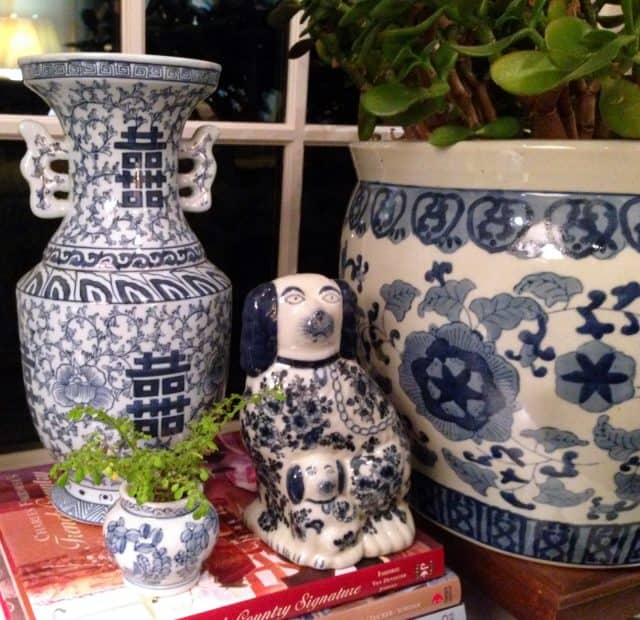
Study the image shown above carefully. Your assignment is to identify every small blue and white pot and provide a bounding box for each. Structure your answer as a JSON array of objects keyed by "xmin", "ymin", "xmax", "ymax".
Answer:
[
  {"xmin": 341, "ymin": 140, "xmax": 640, "ymax": 566},
  {"xmin": 103, "ymin": 484, "xmax": 219, "ymax": 597}
]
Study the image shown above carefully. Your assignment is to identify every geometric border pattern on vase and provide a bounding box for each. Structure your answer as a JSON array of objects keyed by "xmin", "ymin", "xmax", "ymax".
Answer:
[
  {"xmin": 17, "ymin": 264, "xmax": 231, "ymax": 303},
  {"xmin": 348, "ymin": 182, "xmax": 640, "ymax": 260},
  {"xmin": 120, "ymin": 496, "xmax": 195, "ymax": 519},
  {"xmin": 43, "ymin": 243, "xmax": 206, "ymax": 270},
  {"xmin": 411, "ymin": 470, "xmax": 640, "ymax": 566},
  {"xmin": 21, "ymin": 59, "xmax": 220, "ymax": 87}
]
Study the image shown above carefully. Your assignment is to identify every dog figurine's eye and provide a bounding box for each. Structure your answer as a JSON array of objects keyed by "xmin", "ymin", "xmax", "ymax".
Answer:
[
  {"xmin": 320, "ymin": 290, "xmax": 341, "ymax": 304},
  {"xmin": 284, "ymin": 291, "xmax": 305, "ymax": 305}
]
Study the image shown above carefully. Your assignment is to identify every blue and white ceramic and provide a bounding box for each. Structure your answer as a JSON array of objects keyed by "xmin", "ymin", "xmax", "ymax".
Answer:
[
  {"xmin": 16, "ymin": 54, "xmax": 231, "ymax": 524},
  {"xmin": 103, "ymin": 484, "xmax": 219, "ymax": 596},
  {"xmin": 341, "ymin": 140, "xmax": 640, "ymax": 566},
  {"xmin": 239, "ymin": 274, "xmax": 415, "ymax": 569}
]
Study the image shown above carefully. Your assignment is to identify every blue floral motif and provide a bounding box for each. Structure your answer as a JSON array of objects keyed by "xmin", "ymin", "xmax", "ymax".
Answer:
[
  {"xmin": 399, "ymin": 323, "xmax": 519, "ymax": 442},
  {"xmin": 52, "ymin": 363, "xmax": 114, "ymax": 409},
  {"xmin": 104, "ymin": 517, "xmax": 129, "ymax": 554},
  {"xmin": 555, "ymin": 341, "xmax": 636, "ymax": 413},
  {"xmin": 104, "ymin": 517, "xmax": 175, "ymax": 586},
  {"xmin": 175, "ymin": 513, "xmax": 218, "ymax": 577},
  {"xmin": 380, "ymin": 280, "xmax": 420, "ymax": 321}
]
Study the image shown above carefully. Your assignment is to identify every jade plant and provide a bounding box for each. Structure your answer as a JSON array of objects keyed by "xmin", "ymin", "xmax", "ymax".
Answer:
[
  {"xmin": 50, "ymin": 391, "xmax": 278, "ymax": 519},
  {"xmin": 271, "ymin": 0, "xmax": 640, "ymax": 144}
]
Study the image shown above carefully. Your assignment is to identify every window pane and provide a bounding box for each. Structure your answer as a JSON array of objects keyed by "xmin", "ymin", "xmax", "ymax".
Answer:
[
  {"xmin": 146, "ymin": 1, "xmax": 288, "ymax": 123},
  {"xmin": 306, "ymin": 50, "xmax": 359, "ymax": 125},
  {"xmin": 0, "ymin": 143, "xmax": 280, "ymax": 452},
  {"xmin": 298, "ymin": 147, "xmax": 356, "ymax": 275},
  {"xmin": 0, "ymin": 1, "xmax": 121, "ymax": 114}
]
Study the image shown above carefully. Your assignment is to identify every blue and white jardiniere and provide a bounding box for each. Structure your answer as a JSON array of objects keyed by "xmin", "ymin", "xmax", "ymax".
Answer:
[
  {"xmin": 16, "ymin": 54, "xmax": 231, "ymax": 524},
  {"xmin": 341, "ymin": 140, "xmax": 640, "ymax": 566},
  {"xmin": 103, "ymin": 484, "xmax": 219, "ymax": 596}
]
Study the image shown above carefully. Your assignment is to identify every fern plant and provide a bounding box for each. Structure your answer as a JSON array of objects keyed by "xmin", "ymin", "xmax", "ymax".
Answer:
[
  {"xmin": 50, "ymin": 391, "xmax": 279, "ymax": 519},
  {"xmin": 271, "ymin": 1, "xmax": 640, "ymax": 144}
]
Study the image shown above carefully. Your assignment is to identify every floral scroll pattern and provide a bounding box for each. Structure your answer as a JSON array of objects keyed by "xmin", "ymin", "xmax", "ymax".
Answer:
[{"xmin": 342, "ymin": 245, "xmax": 640, "ymax": 522}]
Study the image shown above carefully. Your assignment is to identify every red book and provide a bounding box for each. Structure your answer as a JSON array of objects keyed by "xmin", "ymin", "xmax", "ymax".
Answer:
[
  {"xmin": 303, "ymin": 567, "xmax": 462, "ymax": 620},
  {"xmin": 0, "ymin": 437, "xmax": 445, "ymax": 620}
]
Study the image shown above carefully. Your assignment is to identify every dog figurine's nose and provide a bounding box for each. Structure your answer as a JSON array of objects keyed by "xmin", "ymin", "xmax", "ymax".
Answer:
[
  {"xmin": 313, "ymin": 310, "xmax": 327, "ymax": 322},
  {"xmin": 319, "ymin": 479, "xmax": 336, "ymax": 495}
]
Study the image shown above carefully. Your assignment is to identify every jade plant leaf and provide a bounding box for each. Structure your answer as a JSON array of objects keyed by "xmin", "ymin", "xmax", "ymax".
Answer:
[
  {"xmin": 358, "ymin": 103, "xmax": 377, "ymax": 141},
  {"xmin": 560, "ymin": 35, "xmax": 635, "ymax": 83},
  {"xmin": 338, "ymin": 0, "xmax": 378, "ymax": 27},
  {"xmin": 474, "ymin": 117, "xmax": 520, "ymax": 139},
  {"xmin": 451, "ymin": 27, "xmax": 538, "ymax": 58},
  {"xmin": 490, "ymin": 51, "xmax": 566, "ymax": 95},
  {"xmin": 370, "ymin": 0, "xmax": 412, "ymax": 20},
  {"xmin": 429, "ymin": 125, "xmax": 475, "ymax": 146},
  {"xmin": 386, "ymin": 98, "xmax": 447, "ymax": 127},
  {"xmin": 600, "ymin": 78, "xmax": 640, "ymax": 138},
  {"xmin": 428, "ymin": 117, "xmax": 520, "ymax": 146},
  {"xmin": 267, "ymin": 0, "xmax": 300, "ymax": 28},
  {"xmin": 545, "ymin": 16, "xmax": 592, "ymax": 71},
  {"xmin": 362, "ymin": 81, "xmax": 449, "ymax": 117},
  {"xmin": 547, "ymin": 0, "xmax": 568, "ymax": 21},
  {"xmin": 288, "ymin": 38, "xmax": 314, "ymax": 59}
]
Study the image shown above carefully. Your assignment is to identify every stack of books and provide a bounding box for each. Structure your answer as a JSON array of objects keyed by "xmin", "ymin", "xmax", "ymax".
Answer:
[{"xmin": 0, "ymin": 434, "xmax": 466, "ymax": 620}]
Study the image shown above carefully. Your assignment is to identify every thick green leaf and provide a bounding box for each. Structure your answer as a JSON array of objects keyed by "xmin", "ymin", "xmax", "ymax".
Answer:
[
  {"xmin": 381, "ymin": 7, "xmax": 445, "ymax": 60},
  {"xmin": 547, "ymin": 0, "xmax": 568, "ymax": 21},
  {"xmin": 338, "ymin": 0, "xmax": 378, "ymax": 27},
  {"xmin": 370, "ymin": 0, "xmax": 412, "ymax": 20},
  {"xmin": 362, "ymin": 81, "xmax": 449, "ymax": 117},
  {"xmin": 451, "ymin": 28, "xmax": 537, "ymax": 58},
  {"xmin": 582, "ymin": 30, "xmax": 617, "ymax": 50},
  {"xmin": 429, "ymin": 125, "xmax": 475, "ymax": 146},
  {"xmin": 490, "ymin": 51, "xmax": 566, "ymax": 95},
  {"xmin": 495, "ymin": 0, "xmax": 527, "ymax": 29},
  {"xmin": 267, "ymin": 0, "xmax": 300, "ymax": 29},
  {"xmin": 358, "ymin": 103, "xmax": 377, "ymax": 141},
  {"xmin": 288, "ymin": 38, "xmax": 314, "ymax": 59},
  {"xmin": 474, "ymin": 116, "xmax": 521, "ymax": 138},
  {"xmin": 561, "ymin": 34, "xmax": 635, "ymax": 82},
  {"xmin": 432, "ymin": 42, "xmax": 458, "ymax": 79},
  {"xmin": 356, "ymin": 24, "xmax": 381, "ymax": 63},
  {"xmin": 545, "ymin": 17, "xmax": 592, "ymax": 71},
  {"xmin": 386, "ymin": 98, "xmax": 447, "ymax": 126},
  {"xmin": 600, "ymin": 78, "xmax": 640, "ymax": 138}
]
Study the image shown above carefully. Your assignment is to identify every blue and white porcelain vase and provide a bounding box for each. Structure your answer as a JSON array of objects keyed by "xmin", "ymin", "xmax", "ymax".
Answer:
[
  {"xmin": 341, "ymin": 140, "xmax": 640, "ymax": 566},
  {"xmin": 16, "ymin": 54, "xmax": 231, "ymax": 524},
  {"xmin": 103, "ymin": 484, "xmax": 219, "ymax": 596}
]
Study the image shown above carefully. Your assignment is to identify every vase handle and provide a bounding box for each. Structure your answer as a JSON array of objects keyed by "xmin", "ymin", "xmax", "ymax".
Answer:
[
  {"xmin": 178, "ymin": 125, "xmax": 220, "ymax": 213},
  {"xmin": 19, "ymin": 120, "xmax": 72, "ymax": 219}
]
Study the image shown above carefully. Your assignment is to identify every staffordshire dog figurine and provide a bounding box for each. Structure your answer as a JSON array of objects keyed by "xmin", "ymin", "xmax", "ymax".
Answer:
[{"xmin": 239, "ymin": 273, "xmax": 415, "ymax": 569}]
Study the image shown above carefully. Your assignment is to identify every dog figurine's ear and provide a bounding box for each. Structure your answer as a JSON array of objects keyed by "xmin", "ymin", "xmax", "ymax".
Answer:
[
  {"xmin": 240, "ymin": 282, "xmax": 278, "ymax": 377},
  {"xmin": 336, "ymin": 279, "xmax": 357, "ymax": 360},
  {"xmin": 286, "ymin": 465, "xmax": 305, "ymax": 504},
  {"xmin": 337, "ymin": 460, "xmax": 346, "ymax": 494}
]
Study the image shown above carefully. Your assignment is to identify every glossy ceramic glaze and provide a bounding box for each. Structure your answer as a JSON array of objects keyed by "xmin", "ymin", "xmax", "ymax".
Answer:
[
  {"xmin": 103, "ymin": 484, "xmax": 218, "ymax": 596},
  {"xmin": 16, "ymin": 54, "xmax": 230, "ymax": 524},
  {"xmin": 239, "ymin": 274, "xmax": 415, "ymax": 569},
  {"xmin": 341, "ymin": 141, "xmax": 640, "ymax": 566}
]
